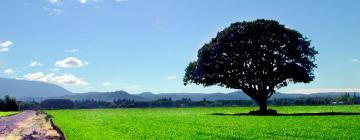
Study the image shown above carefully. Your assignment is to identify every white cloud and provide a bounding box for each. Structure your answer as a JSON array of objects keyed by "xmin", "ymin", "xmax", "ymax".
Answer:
[
  {"xmin": 23, "ymin": 72, "xmax": 50, "ymax": 82},
  {"xmin": 52, "ymin": 74, "xmax": 88, "ymax": 86},
  {"xmin": 43, "ymin": 7, "xmax": 63, "ymax": 16},
  {"xmin": 65, "ymin": 48, "xmax": 78, "ymax": 53},
  {"xmin": 29, "ymin": 61, "xmax": 43, "ymax": 67},
  {"xmin": 55, "ymin": 57, "xmax": 88, "ymax": 68},
  {"xmin": 23, "ymin": 72, "xmax": 88, "ymax": 86},
  {"xmin": 165, "ymin": 75, "xmax": 177, "ymax": 80},
  {"xmin": 48, "ymin": 0, "xmax": 60, "ymax": 4},
  {"xmin": 283, "ymin": 88, "xmax": 360, "ymax": 94},
  {"xmin": 0, "ymin": 40, "xmax": 13, "ymax": 52},
  {"xmin": 102, "ymin": 82, "xmax": 111, "ymax": 86},
  {"xmin": 351, "ymin": 58, "xmax": 359, "ymax": 63},
  {"xmin": 79, "ymin": 0, "xmax": 87, "ymax": 4},
  {"xmin": 3, "ymin": 69, "xmax": 15, "ymax": 75},
  {"xmin": 115, "ymin": 0, "xmax": 126, "ymax": 2}
]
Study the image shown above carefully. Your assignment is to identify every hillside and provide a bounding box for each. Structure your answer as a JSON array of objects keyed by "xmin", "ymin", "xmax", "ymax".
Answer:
[
  {"xmin": 61, "ymin": 91, "xmax": 144, "ymax": 102},
  {"xmin": 0, "ymin": 78, "xmax": 71, "ymax": 101}
]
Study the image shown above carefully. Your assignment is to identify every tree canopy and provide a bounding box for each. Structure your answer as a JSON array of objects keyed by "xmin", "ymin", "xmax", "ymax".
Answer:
[
  {"xmin": 184, "ymin": 19, "xmax": 318, "ymax": 114},
  {"xmin": 0, "ymin": 95, "xmax": 19, "ymax": 111}
]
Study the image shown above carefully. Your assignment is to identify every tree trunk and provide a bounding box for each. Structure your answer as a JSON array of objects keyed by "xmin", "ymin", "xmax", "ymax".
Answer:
[{"xmin": 258, "ymin": 99, "xmax": 267, "ymax": 115}]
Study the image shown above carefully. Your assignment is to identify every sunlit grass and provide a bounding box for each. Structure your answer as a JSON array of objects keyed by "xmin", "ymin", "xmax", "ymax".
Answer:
[
  {"xmin": 48, "ymin": 105, "xmax": 360, "ymax": 140},
  {"xmin": 0, "ymin": 111, "xmax": 17, "ymax": 117}
]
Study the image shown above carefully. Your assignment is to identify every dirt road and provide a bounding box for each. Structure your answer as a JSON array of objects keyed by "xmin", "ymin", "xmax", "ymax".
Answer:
[{"xmin": 0, "ymin": 111, "xmax": 64, "ymax": 140}]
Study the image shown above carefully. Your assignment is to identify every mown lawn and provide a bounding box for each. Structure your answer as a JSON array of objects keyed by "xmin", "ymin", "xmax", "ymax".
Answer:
[
  {"xmin": 48, "ymin": 105, "xmax": 360, "ymax": 140},
  {"xmin": 0, "ymin": 111, "xmax": 17, "ymax": 117}
]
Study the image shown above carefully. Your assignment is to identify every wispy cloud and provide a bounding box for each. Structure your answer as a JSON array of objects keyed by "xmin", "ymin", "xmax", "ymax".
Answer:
[
  {"xmin": 79, "ymin": 0, "xmax": 87, "ymax": 4},
  {"xmin": 48, "ymin": 0, "xmax": 61, "ymax": 4},
  {"xmin": 29, "ymin": 61, "xmax": 43, "ymax": 67},
  {"xmin": 102, "ymin": 82, "xmax": 111, "ymax": 86},
  {"xmin": 55, "ymin": 57, "xmax": 88, "ymax": 68},
  {"xmin": 43, "ymin": 7, "xmax": 63, "ymax": 16},
  {"xmin": 115, "ymin": 0, "xmax": 127, "ymax": 2},
  {"xmin": 3, "ymin": 69, "xmax": 15, "ymax": 75},
  {"xmin": 49, "ymin": 68, "xmax": 60, "ymax": 72},
  {"xmin": 350, "ymin": 58, "xmax": 359, "ymax": 63},
  {"xmin": 23, "ymin": 72, "xmax": 88, "ymax": 86},
  {"xmin": 0, "ymin": 40, "xmax": 13, "ymax": 52},
  {"xmin": 165, "ymin": 75, "xmax": 177, "ymax": 80},
  {"xmin": 65, "ymin": 48, "xmax": 78, "ymax": 53}
]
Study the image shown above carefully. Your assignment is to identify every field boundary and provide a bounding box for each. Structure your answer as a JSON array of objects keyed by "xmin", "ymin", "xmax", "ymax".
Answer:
[
  {"xmin": 45, "ymin": 112, "xmax": 66, "ymax": 140},
  {"xmin": 210, "ymin": 112, "xmax": 360, "ymax": 116}
]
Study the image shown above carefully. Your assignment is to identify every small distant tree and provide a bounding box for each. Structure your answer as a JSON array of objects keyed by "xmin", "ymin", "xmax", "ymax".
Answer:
[{"xmin": 184, "ymin": 19, "xmax": 318, "ymax": 114}]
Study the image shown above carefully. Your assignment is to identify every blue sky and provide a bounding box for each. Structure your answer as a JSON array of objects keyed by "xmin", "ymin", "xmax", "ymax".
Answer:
[{"xmin": 0, "ymin": 0, "xmax": 359, "ymax": 94}]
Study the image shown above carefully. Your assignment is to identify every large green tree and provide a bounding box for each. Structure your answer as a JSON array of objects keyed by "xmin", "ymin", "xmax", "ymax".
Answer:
[{"xmin": 184, "ymin": 19, "xmax": 318, "ymax": 114}]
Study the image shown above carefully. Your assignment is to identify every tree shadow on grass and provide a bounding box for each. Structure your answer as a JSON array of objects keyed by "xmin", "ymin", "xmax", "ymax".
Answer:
[{"xmin": 210, "ymin": 112, "xmax": 360, "ymax": 116}]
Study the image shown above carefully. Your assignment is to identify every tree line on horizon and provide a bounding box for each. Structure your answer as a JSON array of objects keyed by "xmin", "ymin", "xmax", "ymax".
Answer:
[
  {"xmin": 15, "ymin": 93, "xmax": 360, "ymax": 110},
  {"xmin": 0, "ymin": 95, "xmax": 19, "ymax": 111}
]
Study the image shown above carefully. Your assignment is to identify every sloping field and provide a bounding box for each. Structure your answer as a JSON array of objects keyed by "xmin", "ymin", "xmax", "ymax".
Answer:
[{"xmin": 48, "ymin": 105, "xmax": 360, "ymax": 140}]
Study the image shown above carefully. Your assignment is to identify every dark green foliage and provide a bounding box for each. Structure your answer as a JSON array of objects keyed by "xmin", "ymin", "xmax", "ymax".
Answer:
[
  {"xmin": 75, "ymin": 100, "xmax": 114, "ymax": 109},
  {"xmin": 40, "ymin": 99, "xmax": 75, "ymax": 110},
  {"xmin": 18, "ymin": 101, "xmax": 41, "ymax": 110},
  {"xmin": 0, "ymin": 95, "xmax": 19, "ymax": 111},
  {"xmin": 184, "ymin": 19, "xmax": 317, "ymax": 113},
  {"xmin": 336, "ymin": 93, "xmax": 356, "ymax": 104}
]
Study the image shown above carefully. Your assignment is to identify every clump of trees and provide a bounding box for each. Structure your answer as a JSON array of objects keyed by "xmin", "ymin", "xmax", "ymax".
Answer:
[
  {"xmin": 40, "ymin": 99, "xmax": 75, "ymax": 110},
  {"xmin": 18, "ymin": 101, "xmax": 41, "ymax": 110},
  {"xmin": 0, "ymin": 95, "xmax": 19, "ymax": 111},
  {"xmin": 184, "ymin": 19, "xmax": 318, "ymax": 114},
  {"xmin": 271, "ymin": 93, "xmax": 359, "ymax": 105},
  {"xmin": 336, "ymin": 93, "xmax": 357, "ymax": 104}
]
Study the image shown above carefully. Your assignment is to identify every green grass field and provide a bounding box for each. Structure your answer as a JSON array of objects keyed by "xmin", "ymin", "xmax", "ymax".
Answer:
[
  {"xmin": 0, "ymin": 111, "xmax": 17, "ymax": 117},
  {"xmin": 48, "ymin": 105, "xmax": 360, "ymax": 140}
]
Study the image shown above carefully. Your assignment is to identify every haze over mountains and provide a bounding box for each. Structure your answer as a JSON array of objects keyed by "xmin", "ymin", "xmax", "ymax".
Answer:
[
  {"xmin": 0, "ymin": 78, "xmax": 71, "ymax": 101},
  {"xmin": 0, "ymin": 78, "xmax": 358, "ymax": 102}
]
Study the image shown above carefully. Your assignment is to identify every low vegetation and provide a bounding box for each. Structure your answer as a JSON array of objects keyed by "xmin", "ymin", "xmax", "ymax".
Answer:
[
  {"xmin": 0, "ymin": 111, "xmax": 17, "ymax": 117},
  {"xmin": 48, "ymin": 105, "xmax": 360, "ymax": 140}
]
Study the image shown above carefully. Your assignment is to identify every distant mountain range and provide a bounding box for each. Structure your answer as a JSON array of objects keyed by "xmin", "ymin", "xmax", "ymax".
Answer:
[
  {"xmin": 0, "ymin": 78, "xmax": 71, "ymax": 101},
  {"xmin": 0, "ymin": 78, "xmax": 359, "ymax": 102},
  {"xmin": 61, "ymin": 91, "xmax": 144, "ymax": 102}
]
